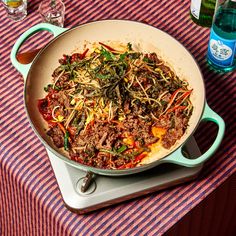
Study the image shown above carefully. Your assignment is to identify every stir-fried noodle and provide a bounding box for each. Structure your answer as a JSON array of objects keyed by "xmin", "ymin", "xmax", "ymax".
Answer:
[{"xmin": 38, "ymin": 42, "xmax": 193, "ymax": 169}]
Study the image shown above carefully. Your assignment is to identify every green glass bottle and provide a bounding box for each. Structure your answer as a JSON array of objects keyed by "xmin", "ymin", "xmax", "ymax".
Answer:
[
  {"xmin": 190, "ymin": 0, "xmax": 218, "ymax": 27},
  {"xmin": 207, "ymin": 0, "xmax": 236, "ymax": 72}
]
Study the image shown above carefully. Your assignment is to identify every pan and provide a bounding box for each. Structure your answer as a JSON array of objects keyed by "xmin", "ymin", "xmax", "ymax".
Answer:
[{"xmin": 11, "ymin": 20, "xmax": 225, "ymax": 176}]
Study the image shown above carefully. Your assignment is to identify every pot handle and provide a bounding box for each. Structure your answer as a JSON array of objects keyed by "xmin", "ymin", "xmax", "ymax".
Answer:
[
  {"xmin": 11, "ymin": 23, "xmax": 68, "ymax": 79},
  {"xmin": 162, "ymin": 102, "xmax": 225, "ymax": 167}
]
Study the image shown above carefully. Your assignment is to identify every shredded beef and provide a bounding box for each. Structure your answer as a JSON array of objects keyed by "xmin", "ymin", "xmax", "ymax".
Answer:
[
  {"xmin": 69, "ymin": 114, "xmax": 159, "ymax": 168},
  {"xmin": 161, "ymin": 111, "xmax": 189, "ymax": 149},
  {"xmin": 47, "ymin": 126, "xmax": 64, "ymax": 148}
]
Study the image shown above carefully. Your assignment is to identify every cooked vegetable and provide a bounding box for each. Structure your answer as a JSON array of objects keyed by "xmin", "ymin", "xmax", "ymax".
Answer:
[
  {"xmin": 38, "ymin": 42, "xmax": 193, "ymax": 169},
  {"xmin": 64, "ymin": 131, "xmax": 69, "ymax": 151}
]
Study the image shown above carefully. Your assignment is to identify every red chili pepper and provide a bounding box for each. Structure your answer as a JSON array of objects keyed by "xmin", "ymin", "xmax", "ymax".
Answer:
[
  {"xmin": 175, "ymin": 89, "xmax": 193, "ymax": 106},
  {"xmin": 71, "ymin": 53, "xmax": 79, "ymax": 62},
  {"xmin": 99, "ymin": 42, "xmax": 117, "ymax": 52},
  {"xmin": 70, "ymin": 49, "xmax": 89, "ymax": 63},
  {"xmin": 134, "ymin": 141, "xmax": 140, "ymax": 148},
  {"xmin": 63, "ymin": 54, "xmax": 68, "ymax": 60},
  {"xmin": 168, "ymin": 88, "xmax": 186, "ymax": 106},
  {"xmin": 161, "ymin": 88, "xmax": 192, "ymax": 117},
  {"xmin": 84, "ymin": 120, "xmax": 95, "ymax": 132},
  {"xmin": 38, "ymin": 98, "xmax": 52, "ymax": 121},
  {"xmin": 57, "ymin": 122, "xmax": 66, "ymax": 134},
  {"xmin": 118, "ymin": 152, "xmax": 147, "ymax": 169},
  {"xmin": 118, "ymin": 162, "xmax": 134, "ymax": 169},
  {"xmin": 79, "ymin": 48, "xmax": 89, "ymax": 59},
  {"xmin": 67, "ymin": 126, "xmax": 77, "ymax": 137},
  {"xmin": 59, "ymin": 54, "xmax": 68, "ymax": 64},
  {"xmin": 134, "ymin": 152, "xmax": 147, "ymax": 162}
]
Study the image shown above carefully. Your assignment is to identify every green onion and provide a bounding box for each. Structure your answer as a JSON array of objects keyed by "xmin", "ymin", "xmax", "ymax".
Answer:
[
  {"xmin": 99, "ymin": 148, "xmax": 124, "ymax": 157},
  {"xmin": 117, "ymin": 145, "xmax": 127, "ymax": 153},
  {"xmin": 64, "ymin": 131, "xmax": 69, "ymax": 151}
]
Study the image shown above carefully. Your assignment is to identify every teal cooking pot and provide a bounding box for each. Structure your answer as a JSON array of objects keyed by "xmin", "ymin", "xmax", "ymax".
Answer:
[{"xmin": 11, "ymin": 20, "xmax": 225, "ymax": 176}]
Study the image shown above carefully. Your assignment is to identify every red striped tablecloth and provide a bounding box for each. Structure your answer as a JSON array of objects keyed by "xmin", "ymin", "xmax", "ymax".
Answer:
[{"xmin": 0, "ymin": 0, "xmax": 235, "ymax": 235}]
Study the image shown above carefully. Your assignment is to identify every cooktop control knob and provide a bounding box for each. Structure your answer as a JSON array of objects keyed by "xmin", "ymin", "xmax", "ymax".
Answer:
[{"xmin": 76, "ymin": 171, "xmax": 96, "ymax": 195}]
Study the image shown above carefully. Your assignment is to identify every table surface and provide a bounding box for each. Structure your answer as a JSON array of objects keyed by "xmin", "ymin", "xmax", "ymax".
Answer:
[{"xmin": 0, "ymin": 0, "xmax": 235, "ymax": 235}]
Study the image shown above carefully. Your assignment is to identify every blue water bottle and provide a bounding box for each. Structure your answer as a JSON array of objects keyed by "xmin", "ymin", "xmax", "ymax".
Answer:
[{"xmin": 207, "ymin": 0, "xmax": 236, "ymax": 72}]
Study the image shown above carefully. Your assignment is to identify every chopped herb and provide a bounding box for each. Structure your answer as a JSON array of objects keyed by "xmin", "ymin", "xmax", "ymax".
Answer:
[
  {"xmin": 127, "ymin": 42, "xmax": 132, "ymax": 51},
  {"xmin": 128, "ymin": 52, "xmax": 141, "ymax": 60},
  {"xmin": 101, "ymin": 47, "xmax": 116, "ymax": 61},
  {"xmin": 119, "ymin": 52, "xmax": 128, "ymax": 61},
  {"xmin": 44, "ymin": 84, "xmax": 60, "ymax": 91},
  {"xmin": 44, "ymin": 84, "xmax": 52, "ymax": 92}
]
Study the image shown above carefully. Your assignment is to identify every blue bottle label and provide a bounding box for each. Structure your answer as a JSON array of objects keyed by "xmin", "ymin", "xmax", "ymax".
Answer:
[{"xmin": 207, "ymin": 28, "xmax": 236, "ymax": 67}]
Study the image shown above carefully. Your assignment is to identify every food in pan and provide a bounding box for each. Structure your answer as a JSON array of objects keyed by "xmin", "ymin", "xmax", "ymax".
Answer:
[{"xmin": 38, "ymin": 42, "xmax": 193, "ymax": 169}]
